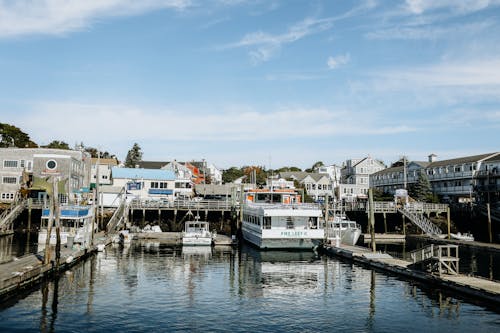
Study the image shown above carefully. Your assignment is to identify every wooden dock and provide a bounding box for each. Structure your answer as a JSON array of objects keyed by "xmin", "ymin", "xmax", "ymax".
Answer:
[
  {"xmin": 0, "ymin": 233, "xmax": 112, "ymax": 300},
  {"xmin": 322, "ymin": 243, "xmax": 500, "ymax": 306},
  {"xmin": 132, "ymin": 232, "xmax": 235, "ymax": 246}
]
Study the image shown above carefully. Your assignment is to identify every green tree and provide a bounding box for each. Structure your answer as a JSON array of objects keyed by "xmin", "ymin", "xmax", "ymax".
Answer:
[
  {"xmin": 0, "ymin": 123, "xmax": 37, "ymax": 148},
  {"xmin": 43, "ymin": 140, "xmax": 70, "ymax": 149},
  {"xmin": 409, "ymin": 169, "xmax": 433, "ymax": 202},
  {"xmin": 124, "ymin": 143, "xmax": 143, "ymax": 168},
  {"xmin": 222, "ymin": 167, "xmax": 245, "ymax": 183},
  {"xmin": 305, "ymin": 161, "xmax": 324, "ymax": 173}
]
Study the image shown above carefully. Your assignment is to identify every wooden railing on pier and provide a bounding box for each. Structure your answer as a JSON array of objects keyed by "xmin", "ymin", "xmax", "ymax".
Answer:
[
  {"xmin": 128, "ymin": 199, "xmax": 234, "ymax": 211},
  {"xmin": 343, "ymin": 201, "xmax": 448, "ymax": 214},
  {"xmin": 409, "ymin": 244, "xmax": 459, "ymax": 276}
]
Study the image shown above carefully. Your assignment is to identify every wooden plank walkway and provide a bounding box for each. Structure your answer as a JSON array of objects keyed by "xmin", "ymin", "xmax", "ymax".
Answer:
[
  {"xmin": 0, "ymin": 232, "xmax": 112, "ymax": 300},
  {"xmin": 132, "ymin": 232, "xmax": 236, "ymax": 246},
  {"xmin": 323, "ymin": 244, "xmax": 500, "ymax": 306}
]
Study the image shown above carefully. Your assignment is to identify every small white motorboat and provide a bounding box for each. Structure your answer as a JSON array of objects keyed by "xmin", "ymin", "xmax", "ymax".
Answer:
[
  {"xmin": 450, "ymin": 232, "xmax": 474, "ymax": 241},
  {"xmin": 182, "ymin": 220, "xmax": 213, "ymax": 246}
]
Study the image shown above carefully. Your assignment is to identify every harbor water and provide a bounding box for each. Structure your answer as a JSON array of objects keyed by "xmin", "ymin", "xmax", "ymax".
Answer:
[{"xmin": 1, "ymin": 238, "xmax": 499, "ymax": 332}]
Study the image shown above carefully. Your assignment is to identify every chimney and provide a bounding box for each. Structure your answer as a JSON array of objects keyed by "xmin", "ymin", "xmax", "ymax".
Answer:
[{"xmin": 428, "ymin": 154, "xmax": 437, "ymax": 163}]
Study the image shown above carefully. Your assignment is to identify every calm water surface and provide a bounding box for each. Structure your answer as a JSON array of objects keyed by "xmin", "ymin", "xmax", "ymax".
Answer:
[{"xmin": 1, "ymin": 240, "xmax": 499, "ymax": 333}]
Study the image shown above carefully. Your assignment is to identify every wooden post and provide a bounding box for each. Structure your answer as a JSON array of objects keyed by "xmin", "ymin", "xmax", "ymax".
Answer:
[
  {"xmin": 368, "ymin": 188, "xmax": 376, "ymax": 252},
  {"xmin": 27, "ymin": 198, "xmax": 32, "ymax": 231},
  {"xmin": 324, "ymin": 195, "xmax": 329, "ymax": 244},
  {"xmin": 54, "ymin": 178, "xmax": 61, "ymax": 269},
  {"xmin": 487, "ymin": 203, "xmax": 492, "ymax": 243},
  {"xmin": 402, "ymin": 215, "xmax": 406, "ymax": 236},
  {"xmin": 239, "ymin": 184, "xmax": 244, "ymax": 232},
  {"xmin": 447, "ymin": 206, "xmax": 451, "ymax": 240},
  {"xmin": 44, "ymin": 183, "xmax": 54, "ymax": 265},
  {"xmin": 383, "ymin": 212, "xmax": 387, "ymax": 234}
]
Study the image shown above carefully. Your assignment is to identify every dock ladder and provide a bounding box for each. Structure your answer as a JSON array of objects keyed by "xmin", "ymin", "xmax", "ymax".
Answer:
[{"xmin": 409, "ymin": 244, "xmax": 459, "ymax": 276}]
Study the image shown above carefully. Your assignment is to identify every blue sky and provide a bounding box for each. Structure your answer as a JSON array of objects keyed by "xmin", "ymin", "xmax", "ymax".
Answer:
[{"xmin": 1, "ymin": 0, "xmax": 499, "ymax": 169}]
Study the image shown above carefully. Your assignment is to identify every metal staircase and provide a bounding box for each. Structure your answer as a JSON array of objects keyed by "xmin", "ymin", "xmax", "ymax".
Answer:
[
  {"xmin": 397, "ymin": 207, "xmax": 442, "ymax": 236},
  {"xmin": 0, "ymin": 194, "xmax": 25, "ymax": 233},
  {"xmin": 106, "ymin": 188, "xmax": 128, "ymax": 233}
]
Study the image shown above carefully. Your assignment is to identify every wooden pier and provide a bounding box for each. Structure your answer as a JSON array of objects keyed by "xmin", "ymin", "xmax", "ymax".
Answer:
[
  {"xmin": 322, "ymin": 243, "xmax": 500, "ymax": 306},
  {"xmin": 0, "ymin": 233, "xmax": 112, "ymax": 301}
]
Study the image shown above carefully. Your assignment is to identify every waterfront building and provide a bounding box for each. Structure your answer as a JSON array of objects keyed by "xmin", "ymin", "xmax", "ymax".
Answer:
[
  {"xmin": 111, "ymin": 167, "xmax": 176, "ymax": 201},
  {"xmin": 339, "ymin": 156, "xmax": 386, "ymax": 201},
  {"xmin": 0, "ymin": 147, "xmax": 91, "ymax": 203},
  {"xmin": 90, "ymin": 157, "xmax": 118, "ymax": 187},
  {"xmin": 370, "ymin": 152, "xmax": 500, "ymax": 203},
  {"xmin": 279, "ymin": 171, "xmax": 333, "ymax": 202},
  {"xmin": 315, "ymin": 164, "xmax": 342, "ymax": 188}
]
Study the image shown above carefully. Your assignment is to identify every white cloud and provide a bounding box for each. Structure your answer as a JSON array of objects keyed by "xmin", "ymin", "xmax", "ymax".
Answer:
[
  {"xmin": 405, "ymin": 0, "xmax": 495, "ymax": 15},
  {"xmin": 365, "ymin": 20, "xmax": 493, "ymax": 40},
  {"xmin": 0, "ymin": 0, "xmax": 191, "ymax": 37},
  {"xmin": 327, "ymin": 54, "xmax": 350, "ymax": 70},
  {"xmin": 13, "ymin": 101, "xmax": 416, "ymax": 151},
  {"xmin": 377, "ymin": 59, "xmax": 500, "ymax": 87}
]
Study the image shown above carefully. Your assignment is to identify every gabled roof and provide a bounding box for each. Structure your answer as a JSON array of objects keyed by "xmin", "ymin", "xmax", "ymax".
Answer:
[
  {"xmin": 112, "ymin": 167, "xmax": 175, "ymax": 180},
  {"xmin": 279, "ymin": 171, "xmax": 329, "ymax": 182},
  {"xmin": 427, "ymin": 153, "xmax": 500, "ymax": 168},
  {"xmin": 372, "ymin": 161, "xmax": 428, "ymax": 176},
  {"xmin": 136, "ymin": 161, "xmax": 169, "ymax": 169}
]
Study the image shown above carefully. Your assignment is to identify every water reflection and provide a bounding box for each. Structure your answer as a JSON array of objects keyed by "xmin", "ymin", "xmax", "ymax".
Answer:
[{"xmin": 0, "ymin": 240, "xmax": 499, "ymax": 333}]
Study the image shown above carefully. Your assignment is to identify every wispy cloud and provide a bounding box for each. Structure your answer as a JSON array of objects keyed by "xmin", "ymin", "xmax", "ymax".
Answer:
[
  {"xmin": 12, "ymin": 101, "xmax": 416, "ymax": 151},
  {"xmin": 327, "ymin": 54, "xmax": 350, "ymax": 69},
  {"xmin": 366, "ymin": 20, "xmax": 493, "ymax": 40},
  {"xmin": 0, "ymin": 0, "xmax": 191, "ymax": 38},
  {"xmin": 224, "ymin": 0, "xmax": 377, "ymax": 64},
  {"xmin": 376, "ymin": 59, "xmax": 500, "ymax": 87},
  {"xmin": 404, "ymin": 0, "xmax": 497, "ymax": 15}
]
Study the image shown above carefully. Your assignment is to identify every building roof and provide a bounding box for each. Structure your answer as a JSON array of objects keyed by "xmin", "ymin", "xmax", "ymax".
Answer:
[
  {"xmin": 279, "ymin": 171, "xmax": 329, "ymax": 182},
  {"xmin": 136, "ymin": 161, "xmax": 169, "ymax": 169},
  {"xmin": 91, "ymin": 158, "xmax": 118, "ymax": 165},
  {"xmin": 112, "ymin": 167, "xmax": 175, "ymax": 180},
  {"xmin": 427, "ymin": 152, "xmax": 499, "ymax": 168}
]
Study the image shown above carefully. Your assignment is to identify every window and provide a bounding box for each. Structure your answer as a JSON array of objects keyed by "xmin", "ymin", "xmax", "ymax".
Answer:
[
  {"xmin": 1, "ymin": 193, "xmax": 15, "ymax": 200},
  {"xmin": 46, "ymin": 160, "xmax": 57, "ymax": 170},
  {"xmin": 3, "ymin": 160, "xmax": 18, "ymax": 168},
  {"xmin": 454, "ymin": 166, "xmax": 461, "ymax": 172},
  {"xmin": 2, "ymin": 177, "xmax": 17, "ymax": 184}
]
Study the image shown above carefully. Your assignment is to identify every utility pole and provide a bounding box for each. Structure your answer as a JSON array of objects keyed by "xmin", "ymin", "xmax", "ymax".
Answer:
[{"xmin": 368, "ymin": 188, "xmax": 376, "ymax": 252}]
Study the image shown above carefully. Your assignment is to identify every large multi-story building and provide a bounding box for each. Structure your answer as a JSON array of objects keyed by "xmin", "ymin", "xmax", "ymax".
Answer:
[
  {"xmin": 0, "ymin": 147, "xmax": 91, "ymax": 203},
  {"xmin": 339, "ymin": 156, "xmax": 386, "ymax": 201},
  {"xmin": 370, "ymin": 152, "xmax": 500, "ymax": 202}
]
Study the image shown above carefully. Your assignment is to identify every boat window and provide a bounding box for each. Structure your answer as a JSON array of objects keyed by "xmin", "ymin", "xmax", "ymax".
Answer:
[
  {"xmin": 341, "ymin": 223, "xmax": 348, "ymax": 228},
  {"xmin": 263, "ymin": 216, "xmax": 271, "ymax": 229}
]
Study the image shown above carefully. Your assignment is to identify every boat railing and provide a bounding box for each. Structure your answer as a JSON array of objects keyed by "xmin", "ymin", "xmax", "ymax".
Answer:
[{"xmin": 245, "ymin": 202, "xmax": 322, "ymax": 210}]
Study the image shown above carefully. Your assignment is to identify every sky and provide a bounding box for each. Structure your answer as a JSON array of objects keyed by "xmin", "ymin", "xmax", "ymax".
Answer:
[{"xmin": 0, "ymin": 0, "xmax": 499, "ymax": 170}]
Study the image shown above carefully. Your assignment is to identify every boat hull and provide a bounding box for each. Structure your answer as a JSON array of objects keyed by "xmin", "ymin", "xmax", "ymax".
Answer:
[
  {"xmin": 182, "ymin": 236, "xmax": 212, "ymax": 246},
  {"xmin": 242, "ymin": 226, "xmax": 323, "ymax": 250}
]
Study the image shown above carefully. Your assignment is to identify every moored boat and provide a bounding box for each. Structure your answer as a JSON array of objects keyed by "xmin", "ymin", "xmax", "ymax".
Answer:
[
  {"xmin": 326, "ymin": 215, "xmax": 362, "ymax": 246},
  {"xmin": 182, "ymin": 219, "xmax": 213, "ymax": 246},
  {"xmin": 38, "ymin": 204, "xmax": 95, "ymax": 251},
  {"xmin": 241, "ymin": 189, "xmax": 324, "ymax": 250}
]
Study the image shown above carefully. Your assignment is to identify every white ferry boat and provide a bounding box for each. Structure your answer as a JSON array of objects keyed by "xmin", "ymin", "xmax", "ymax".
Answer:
[
  {"xmin": 326, "ymin": 215, "xmax": 362, "ymax": 246},
  {"xmin": 241, "ymin": 189, "xmax": 324, "ymax": 250},
  {"xmin": 182, "ymin": 219, "xmax": 213, "ymax": 246},
  {"xmin": 38, "ymin": 205, "xmax": 95, "ymax": 250}
]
